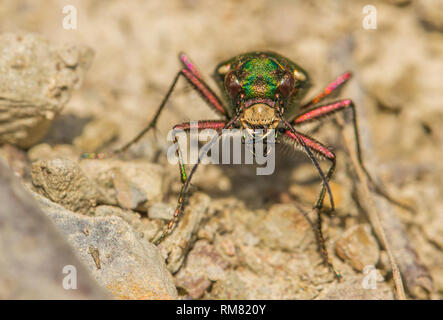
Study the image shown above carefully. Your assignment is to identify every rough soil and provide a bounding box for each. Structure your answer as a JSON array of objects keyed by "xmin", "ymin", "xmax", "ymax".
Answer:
[{"xmin": 0, "ymin": 0, "xmax": 442, "ymax": 299}]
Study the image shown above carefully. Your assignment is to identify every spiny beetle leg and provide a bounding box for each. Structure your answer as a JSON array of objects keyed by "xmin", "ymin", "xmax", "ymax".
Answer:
[
  {"xmin": 295, "ymin": 99, "xmax": 413, "ymax": 212},
  {"xmin": 179, "ymin": 52, "xmax": 202, "ymax": 80},
  {"xmin": 280, "ymin": 117, "xmax": 335, "ymax": 212},
  {"xmin": 179, "ymin": 52, "xmax": 228, "ymax": 116},
  {"xmin": 294, "ymin": 99, "xmax": 353, "ymax": 125},
  {"xmin": 181, "ymin": 68, "xmax": 227, "ymax": 116},
  {"xmin": 283, "ymin": 129, "xmax": 336, "ymax": 211},
  {"xmin": 81, "ymin": 54, "xmax": 227, "ymax": 160},
  {"xmin": 81, "ymin": 71, "xmax": 182, "ymax": 160},
  {"xmin": 172, "ymin": 120, "xmax": 227, "ymax": 183},
  {"xmin": 154, "ymin": 116, "xmax": 239, "ymax": 245},
  {"xmin": 300, "ymin": 72, "xmax": 352, "ymax": 110},
  {"xmin": 314, "ymin": 207, "xmax": 342, "ymax": 280},
  {"xmin": 280, "ymin": 129, "xmax": 340, "ymax": 279}
]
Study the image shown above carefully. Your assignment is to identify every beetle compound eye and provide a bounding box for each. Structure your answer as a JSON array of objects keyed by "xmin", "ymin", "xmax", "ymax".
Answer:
[
  {"xmin": 278, "ymin": 72, "xmax": 296, "ymax": 98},
  {"xmin": 224, "ymin": 72, "xmax": 242, "ymax": 99}
]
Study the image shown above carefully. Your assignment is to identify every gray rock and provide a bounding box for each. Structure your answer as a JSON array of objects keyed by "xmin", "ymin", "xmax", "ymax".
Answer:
[
  {"xmin": 335, "ymin": 224, "xmax": 380, "ymax": 272},
  {"xmin": 315, "ymin": 275, "xmax": 394, "ymax": 300},
  {"xmin": 255, "ymin": 203, "xmax": 315, "ymax": 252},
  {"xmin": 35, "ymin": 193, "xmax": 177, "ymax": 299},
  {"xmin": 94, "ymin": 205, "xmax": 162, "ymax": 243},
  {"xmin": 80, "ymin": 159, "xmax": 165, "ymax": 211},
  {"xmin": 110, "ymin": 168, "xmax": 148, "ymax": 211},
  {"xmin": 158, "ymin": 192, "xmax": 212, "ymax": 273},
  {"xmin": 148, "ymin": 202, "xmax": 175, "ymax": 220},
  {"xmin": 175, "ymin": 240, "xmax": 229, "ymax": 299},
  {"xmin": 0, "ymin": 158, "xmax": 108, "ymax": 299},
  {"xmin": 0, "ymin": 144, "xmax": 28, "ymax": 177},
  {"xmin": 0, "ymin": 33, "xmax": 93, "ymax": 148},
  {"xmin": 73, "ymin": 118, "xmax": 119, "ymax": 153},
  {"xmin": 28, "ymin": 143, "xmax": 80, "ymax": 162},
  {"xmin": 31, "ymin": 158, "xmax": 111, "ymax": 214}
]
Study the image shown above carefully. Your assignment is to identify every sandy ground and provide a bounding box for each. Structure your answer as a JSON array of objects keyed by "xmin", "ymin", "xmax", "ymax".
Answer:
[{"xmin": 0, "ymin": 0, "xmax": 442, "ymax": 299}]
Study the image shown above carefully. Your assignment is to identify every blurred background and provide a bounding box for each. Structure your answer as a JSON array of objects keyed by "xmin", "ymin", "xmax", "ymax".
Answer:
[{"xmin": 0, "ymin": 0, "xmax": 442, "ymax": 299}]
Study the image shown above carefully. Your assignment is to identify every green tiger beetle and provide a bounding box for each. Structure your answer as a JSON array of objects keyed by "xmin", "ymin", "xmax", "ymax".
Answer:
[{"xmin": 84, "ymin": 51, "xmax": 408, "ymax": 279}]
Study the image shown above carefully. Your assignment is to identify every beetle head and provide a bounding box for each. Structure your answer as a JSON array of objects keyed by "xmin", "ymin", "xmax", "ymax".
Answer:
[{"xmin": 222, "ymin": 54, "xmax": 308, "ymax": 136}]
